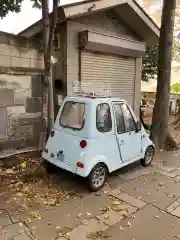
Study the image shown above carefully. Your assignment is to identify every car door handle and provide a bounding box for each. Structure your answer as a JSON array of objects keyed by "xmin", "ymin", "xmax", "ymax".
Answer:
[{"xmin": 120, "ymin": 140, "xmax": 124, "ymax": 145}]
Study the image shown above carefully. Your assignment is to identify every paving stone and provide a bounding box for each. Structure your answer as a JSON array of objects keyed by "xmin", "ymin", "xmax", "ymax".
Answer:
[
  {"xmin": 109, "ymin": 188, "xmax": 122, "ymax": 197},
  {"xmin": 171, "ymin": 205, "xmax": 180, "ymax": 217},
  {"xmin": 13, "ymin": 232, "xmax": 31, "ymax": 240},
  {"xmin": 67, "ymin": 218, "xmax": 108, "ymax": 240},
  {"xmin": 96, "ymin": 206, "xmax": 136, "ymax": 227},
  {"xmin": 120, "ymin": 168, "xmax": 151, "ymax": 181},
  {"xmin": 115, "ymin": 192, "xmax": 147, "ymax": 209},
  {"xmin": 158, "ymin": 165, "xmax": 177, "ymax": 173},
  {"xmin": 0, "ymin": 223, "xmax": 28, "ymax": 239},
  {"xmin": 166, "ymin": 201, "xmax": 180, "ymax": 213},
  {"xmin": 156, "ymin": 169, "xmax": 178, "ymax": 178},
  {"xmin": 0, "ymin": 211, "xmax": 12, "ymax": 227}
]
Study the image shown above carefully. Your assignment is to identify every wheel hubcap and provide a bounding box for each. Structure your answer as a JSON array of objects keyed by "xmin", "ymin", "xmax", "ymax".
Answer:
[
  {"xmin": 92, "ymin": 167, "xmax": 106, "ymax": 188},
  {"xmin": 145, "ymin": 148, "xmax": 154, "ymax": 164}
]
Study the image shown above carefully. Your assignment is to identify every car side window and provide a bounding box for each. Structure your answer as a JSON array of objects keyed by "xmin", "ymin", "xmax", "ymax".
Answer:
[
  {"xmin": 113, "ymin": 104, "xmax": 125, "ymax": 134},
  {"xmin": 121, "ymin": 103, "xmax": 136, "ymax": 132},
  {"xmin": 96, "ymin": 103, "xmax": 112, "ymax": 132}
]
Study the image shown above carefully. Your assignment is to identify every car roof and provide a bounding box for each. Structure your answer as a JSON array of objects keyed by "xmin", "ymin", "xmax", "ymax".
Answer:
[{"xmin": 65, "ymin": 96, "xmax": 126, "ymax": 104}]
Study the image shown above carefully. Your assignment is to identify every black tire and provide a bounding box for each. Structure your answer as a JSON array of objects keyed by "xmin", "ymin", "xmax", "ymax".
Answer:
[
  {"xmin": 87, "ymin": 163, "xmax": 108, "ymax": 192},
  {"xmin": 43, "ymin": 160, "xmax": 56, "ymax": 173},
  {"xmin": 141, "ymin": 146, "xmax": 155, "ymax": 167}
]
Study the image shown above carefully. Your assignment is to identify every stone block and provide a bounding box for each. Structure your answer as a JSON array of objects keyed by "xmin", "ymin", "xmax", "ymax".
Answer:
[
  {"xmin": 115, "ymin": 193, "xmax": 147, "ymax": 209},
  {"xmin": 0, "ymin": 107, "xmax": 7, "ymax": 140},
  {"xmin": 0, "ymin": 88, "xmax": 14, "ymax": 106},
  {"xmin": 166, "ymin": 201, "xmax": 180, "ymax": 213},
  {"xmin": 96, "ymin": 210, "xmax": 125, "ymax": 227},
  {"xmin": 31, "ymin": 75, "xmax": 43, "ymax": 97},
  {"xmin": 110, "ymin": 188, "xmax": 122, "ymax": 197},
  {"xmin": 0, "ymin": 210, "xmax": 12, "ymax": 227},
  {"xmin": 171, "ymin": 205, "xmax": 180, "ymax": 217},
  {"xmin": 0, "ymin": 54, "xmax": 11, "ymax": 67},
  {"xmin": 8, "ymin": 125, "xmax": 33, "ymax": 139},
  {"xmin": 14, "ymin": 89, "xmax": 31, "ymax": 105},
  {"xmin": 20, "ymin": 47, "xmax": 39, "ymax": 59},
  {"xmin": 25, "ymin": 97, "xmax": 41, "ymax": 113},
  {"xmin": 13, "ymin": 233, "xmax": 32, "ymax": 240},
  {"xmin": 11, "ymin": 56, "xmax": 30, "ymax": 68},
  {"xmin": 0, "ymin": 223, "xmax": 28, "ymax": 239},
  {"xmin": 0, "ymin": 32, "xmax": 10, "ymax": 44},
  {"xmin": 68, "ymin": 218, "xmax": 108, "ymax": 240},
  {"xmin": 30, "ymin": 58, "xmax": 44, "ymax": 69}
]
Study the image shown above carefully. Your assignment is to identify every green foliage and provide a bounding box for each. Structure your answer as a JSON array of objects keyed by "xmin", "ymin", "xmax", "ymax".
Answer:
[
  {"xmin": 0, "ymin": 0, "xmax": 41, "ymax": 18},
  {"xmin": 142, "ymin": 44, "xmax": 158, "ymax": 81},
  {"xmin": 171, "ymin": 83, "xmax": 180, "ymax": 93}
]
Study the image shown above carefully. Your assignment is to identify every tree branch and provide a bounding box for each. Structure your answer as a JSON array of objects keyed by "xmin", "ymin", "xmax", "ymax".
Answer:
[{"xmin": 47, "ymin": 0, "xmax": 59, "ymax": 63}]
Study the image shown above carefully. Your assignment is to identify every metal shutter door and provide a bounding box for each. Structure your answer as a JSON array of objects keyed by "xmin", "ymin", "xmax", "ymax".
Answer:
[{"xmin": 79, "ymin": 52, "xmax": 136, "ymax": 108}]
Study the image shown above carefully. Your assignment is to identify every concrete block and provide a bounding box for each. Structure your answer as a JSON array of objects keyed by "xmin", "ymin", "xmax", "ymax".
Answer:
[
  {"xmin": 13, "ymin": 233, "xmax": 32, "ymax": 240},
  {"xmin": 68, "ymin": 218, "xmax": 108, "ymax": 240},
  {"xmin": 14, "ymin": 89, "xmax": 31, "ymax": 105},
  {"xmin": 110, "ymin": 188, "xmax": 122, "ymax": 197},
  {"xmin": 0, "ymin": 88, "xmax": 14, "ymax": 106},
  {"xmin": 115, "ymin": 193, "xmax": 147, "ymax": 209},
  {"xmin": 0, "ymin": 223, "xmax": 28, "ymax": 239},
  {"xmin": 96, "ymin": 210, "xmax": 127, "ymax": 227},
  {"xmin": 30, "ymin": 58, "xmax": 44, "ymax": 69},
  {"xmin": 0, "ymin": 107, "xmax": 7, "ymax": 140},
  {"xmin": 171, "ymin": 205, "xmax": 180, "ymax": 217},
  {"xmin": 31, "ymin": 75, "xmax": 43, "ymax": 97},
  {"xmin": 166, "ymin": 201, "xmax": 180, "ymax": 213},
  {"xmin": 11, "ymin": 56, "xmax": 30, "ymax": 68},
  {"xmin": 20, "ymin": 47, "xmax": 39, "ymax": 59},
  {"xmin": 8, "ymin": 125, "xmax": 33, "ymax": 139},
  {"xmin": 25, "ymin": 97, "xmax": 41, "ymax": 113},
  {"xmin": 0, "ymin": 54, "xmax": 11, "ymax": 67},
  {"xmin": 0, "ymin": 210, "xmax": 12, "ymax": 226}
]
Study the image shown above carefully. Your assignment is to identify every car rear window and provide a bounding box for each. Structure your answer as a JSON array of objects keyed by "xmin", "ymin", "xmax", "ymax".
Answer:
[{"xmin": 60, "ymin": 101, "xmax": 85, "ymax": 130}]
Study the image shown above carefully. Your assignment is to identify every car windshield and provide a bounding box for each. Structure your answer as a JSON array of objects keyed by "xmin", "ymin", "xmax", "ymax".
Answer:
[{"xmin": 60, "ymin": 101, "xmax": 85, "ymax": 130}]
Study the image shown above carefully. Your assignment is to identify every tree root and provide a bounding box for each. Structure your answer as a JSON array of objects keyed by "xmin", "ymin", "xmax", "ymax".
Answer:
[{"xmin": 165, "ymin": 131, "xmax": 178, "ymax": 150}]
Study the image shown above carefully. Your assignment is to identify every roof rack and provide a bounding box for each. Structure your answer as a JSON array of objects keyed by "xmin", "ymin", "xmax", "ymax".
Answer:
[{"xmin": 73, "ymin": 91, "xmax": 112, "ymax": 98}]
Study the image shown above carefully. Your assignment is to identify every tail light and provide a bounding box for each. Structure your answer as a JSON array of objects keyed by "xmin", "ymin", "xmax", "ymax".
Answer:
[
  {"xmin": 80, "ymin": 140, "xmax": 87, "ymax": 148},
  {"xmin": 77, "ymin": 162, "xmax": 84, "ymax": 168},
  {"xmin": 50, "ymin": 130, "xmax": 55, "ymax": 137}
]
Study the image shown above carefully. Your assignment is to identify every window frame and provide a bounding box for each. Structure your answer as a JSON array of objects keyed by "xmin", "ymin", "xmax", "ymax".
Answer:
[
  {"xmin": 96, "ymin": 103, "xmax": 112, "ymax": 133},
  {"xmin": 59, "ymin": 101, "xmax": 85, "ymax": 131},
  {"xmin": 121, "ymin": 103, "xmax": 137, "ymax": 133},
  {"xmin": 113, "ymin": 103, "xmax": 126, "ymax": 134}
]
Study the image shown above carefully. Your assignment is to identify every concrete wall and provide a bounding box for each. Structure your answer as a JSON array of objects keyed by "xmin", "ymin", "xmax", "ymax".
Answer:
[
  {"xmin": 66, "ymin": 11, "xmax": 142, "ymax": 115},
  {"xmin": 0, "ymin": 31, "xmax": 44, "ymax": 154}
]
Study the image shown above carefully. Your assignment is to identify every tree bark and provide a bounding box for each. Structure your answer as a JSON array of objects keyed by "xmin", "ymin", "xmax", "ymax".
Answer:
[
  {"xmin": 150, "ymin": 0, "xmax": 176, "ymax": 150},
  {"xmin": 38, "ymin": 0, "xmax": 59, "ymax": 151}
]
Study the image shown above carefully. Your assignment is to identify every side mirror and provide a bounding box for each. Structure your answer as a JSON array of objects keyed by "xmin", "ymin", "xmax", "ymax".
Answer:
[{"xmin": 136, "ymin": 121, "xmax": 141, "ymax": 132}]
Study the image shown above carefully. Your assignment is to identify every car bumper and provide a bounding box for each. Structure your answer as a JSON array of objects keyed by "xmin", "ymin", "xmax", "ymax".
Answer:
[{"xmin": 42, "ymin": 152, "xmax": 88, "ymax": 177}]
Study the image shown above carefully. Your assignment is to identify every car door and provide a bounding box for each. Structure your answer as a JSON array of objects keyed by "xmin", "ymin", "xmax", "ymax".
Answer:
[{"xmin": 113, "ymin": 102, "xmax": 142, "ymax": 162}]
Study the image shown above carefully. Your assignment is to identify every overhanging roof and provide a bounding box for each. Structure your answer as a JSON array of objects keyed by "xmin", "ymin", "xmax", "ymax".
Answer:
[{"xmin": 18, "ymin": 0, "xmax": 159, "ymax": 45}]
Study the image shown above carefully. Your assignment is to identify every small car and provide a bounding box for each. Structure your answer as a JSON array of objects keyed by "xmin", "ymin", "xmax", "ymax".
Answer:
[{"xmin": 42, "ymin": 92, "xmax": 155, "ymax": 191}]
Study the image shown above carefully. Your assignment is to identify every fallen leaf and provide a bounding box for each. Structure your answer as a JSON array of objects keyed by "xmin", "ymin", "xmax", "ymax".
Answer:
[
  {"xmin": 86, "ymin": 212, "xmax": 92, "ymax": 217},
  {"xmin": 154, "ymin": 215, "xmax": 160, "ymax": 219},
  {"xmin": 28, "ymin": 211, "xmax": 41, "ymax": 219},
  {"xmin": 167, "ymin": 193, "xmax": 175, "ymax": 198},
  {"xmin": 112, "ymin": 200, "xmax": 121, "ymax": 205},
  {"xmin": 56, "ymin": 226, "xmax": 61, "ymax": 229},
  {"xmin": 158, "ymin": 182, "xmax": 165, "ymax": 187},
  {"xmin": 127, "ymin": 221, "xmax": 131, "ymax": 227},
  {"xmin": 20, "ymin": 162, "xmax": 27, "ymax": 169},
  {"xmin": 120, "ymin": 226, "xmax": 124, "ymax": 231},
  {"xmin": 81, "ymin": 220, "xmax": 88, "ymax": 225},
  {"xmin": 174, "ymin": 235, "xmax": 180, "ymax": 239},
  {"xmin": 104, "ymin": 215, "xmax": 109, "ymax": 220},
  {"xmin": 77, "ymin": 213, "xmax": 83, "ymax": 218}
]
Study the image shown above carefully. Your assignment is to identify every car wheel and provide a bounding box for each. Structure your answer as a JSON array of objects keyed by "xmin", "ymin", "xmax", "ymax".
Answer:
[
  {"xmin": 43, "ymin": 160, "xmax": 56, "ymax": 173},
  {"xmin": 141, "ymin": 146, "xmax": 155, "ymax": 167},
  {"xmin": 87, "ymin": 163, "xmax": 108, "ymax": 192}
]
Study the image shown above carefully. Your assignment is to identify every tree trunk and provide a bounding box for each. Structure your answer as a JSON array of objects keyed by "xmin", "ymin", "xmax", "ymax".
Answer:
[
  {"xmin": 38, "ymin": 0, "xmax": 58, "ymax": 151},
  {"xmin": 150, "ymin": 0, "xmax": 176, "ymax": 150}
]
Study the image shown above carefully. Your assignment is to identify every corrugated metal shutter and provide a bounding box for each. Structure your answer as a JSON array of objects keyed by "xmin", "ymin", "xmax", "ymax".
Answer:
[{"xmin": 79, "ymin": 51, "xmax": 136, "ymax": 108}]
